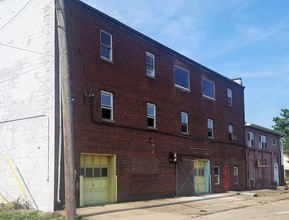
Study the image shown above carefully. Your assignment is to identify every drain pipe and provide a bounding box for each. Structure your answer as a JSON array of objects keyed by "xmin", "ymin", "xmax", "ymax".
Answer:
[{"xmin": 57, "ymin": 66, "xmax": 62, "ymax": 203}]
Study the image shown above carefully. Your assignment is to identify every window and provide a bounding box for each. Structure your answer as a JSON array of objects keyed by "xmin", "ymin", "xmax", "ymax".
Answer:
[
  {"xmin": 174, "ymin": 66, "xmax": 189, "ymax": 90},
  {"xmin": 202, "ymin": 79, "xmax": 215, "ymax": 99},
  {"xmin": 147, "ymin": 103, "xmax": 156, "ymax": 128},
  {"xmin": 259, "ymin": 135, "xmax": 267, "ymax": 149},
  {"xmin": 234, "ymin": 167, "xmax": 238, "ymax": 184},
  {"xmin": 247, "ymin": 132, "xmax": 254, "ymax": 147},
  {"xmin": 228, "ymin": 124, "xmax": 235, "ymax": 140},
  {"xmin": 146, "ymin": 52, "xmax": 155, "ymax": 77},
  {"xmin": 181, "ymin": 112, "xmax": 188, "ymax": 133},
  {"xmin": 208, "ymin": 119, "xmax": 214, "ymax": 138},
  {"xmin": 214, "ymin": 166, "xmax": 220, "ymax": 185},
  {"xmin": 272, "ymin": 138, "xmax": 277, "ymax": 146},
  {"xmin": 81, "ymin": 167, "xmax": 109, "ymax": 178},
  {"xmin": 100, "ymin": 30, "xmax": 112, "ymax": 61},
  {"xmin": 101, "ymin": 91, "xmax": 113, "ymax": 121},
  {"xmin": 227, "ymin": 88, "xmax": 232, "ymax": 106},
  {"xmin": 228, "ymin": 124, "xmax": 233, "ymax": 135}
]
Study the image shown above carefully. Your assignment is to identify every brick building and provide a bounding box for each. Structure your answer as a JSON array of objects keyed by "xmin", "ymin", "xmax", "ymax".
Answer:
[
  {"xmin": 0, "ymin": 0, "xmax": 246, "ymax": 211},
  {"xmin": 245, "ymin": 122, "xmax": 284, "ymax": 189}
]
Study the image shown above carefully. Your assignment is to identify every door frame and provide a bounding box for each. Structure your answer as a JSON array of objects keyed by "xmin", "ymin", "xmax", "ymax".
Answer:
[
  {"xmin": 79, "ymin": 153, "xmax": 116, "ymax": 207},
  {"xmin": 224, "ymin": 165, "xmax": 229, "ymax": 192}
]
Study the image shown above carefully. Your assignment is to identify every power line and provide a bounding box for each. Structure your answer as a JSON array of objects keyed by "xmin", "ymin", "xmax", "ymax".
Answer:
[
  {"xmin": 0, "ymin": 0, "xmax": 34, "ymax": 33},
  {"xmin": 0, "ymin": 60, "xmax": 52, "ymax": 84},
  {"xmin": 0, "ymin": 43, "xmax": 54, "ymax": 57}
]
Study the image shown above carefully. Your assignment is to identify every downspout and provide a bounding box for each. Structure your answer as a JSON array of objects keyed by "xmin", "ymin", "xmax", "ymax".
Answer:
[
  {"xmin": 57, "ymin": 59, "xmax": 62, "ymax": 203},
  {"xmin": 243, "ymin": 89, "xmax": 248, "ymax": 190}
]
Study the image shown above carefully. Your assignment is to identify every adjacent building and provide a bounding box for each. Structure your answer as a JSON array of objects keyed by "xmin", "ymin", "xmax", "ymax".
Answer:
[
  {"xmin": 283, "ymin": 154, "xmax": 289, "ymax": 181},
  {"xmin": 245, "ymin": 122, "xmax": 284, "ymax": 189},
  {"xmin": 0, "ymin": 0, "xmax": 246, "ymax": 211}
]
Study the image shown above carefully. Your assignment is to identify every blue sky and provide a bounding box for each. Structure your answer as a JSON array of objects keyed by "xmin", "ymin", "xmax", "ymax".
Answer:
[{"xmin": 82, "ymin": 0, "xmax": 289, "ymax": 129}]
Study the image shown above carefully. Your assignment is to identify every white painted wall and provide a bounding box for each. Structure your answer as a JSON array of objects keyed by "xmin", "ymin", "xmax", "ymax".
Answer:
[{"xmin": 0, "ymin": 0, "xmax": 56, "ymax": 211}]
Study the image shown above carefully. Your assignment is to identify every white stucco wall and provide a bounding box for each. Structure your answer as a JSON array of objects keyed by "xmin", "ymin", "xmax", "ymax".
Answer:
[{"xmin": 0, "ymin": 0, "xmax": 56, "ymax": 211}]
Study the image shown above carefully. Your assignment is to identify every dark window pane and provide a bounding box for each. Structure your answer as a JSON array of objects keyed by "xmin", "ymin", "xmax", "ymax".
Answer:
[
  {"xmin": 147, "ymin": 118, "xmax": 154, "ymax": 127},
  {"xmin": 175, "ymin": 66, "xmax": 189, "ymax": 89},
  {"xmin": 214, "ymin": 167, "xmax": 219, "ymax": 175},
  {"xmin": 101, "ymin": 31, "xmax": 111, "ymax": 47},
  {"xmin": 86, "ymin": 168, "xmax": 93, "ymax": 178},
  {"xmin": 203, "ymin": 79, "xmax": 214, "ymax": 98},
  {"xmin": 101, "ymin": 46, "xmax": 110, "ymax": 59},
  {"xmin": 80, "ymin": 168, "xmax": 85, "ymax": 176},
  {"xmin": 101, "ymin": 168, "xmax": 108, "ymax": 177},
  {"xmin": 182, "ymin": 124, "xmax": 187, "ymax": 133},
  {"xmin": 94, "ymin": 168, "xmax": 101, "ymax": 177},
  {"xmin": 208, "ymin": 129, "xmax": 213, "ymax": 137},
  {"xmin": 102, "ymin": 108, "xmax": 111, "ymax": 120}
]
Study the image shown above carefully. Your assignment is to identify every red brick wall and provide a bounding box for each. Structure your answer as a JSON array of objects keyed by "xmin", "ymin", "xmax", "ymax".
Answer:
[
  {"xmin": 66, "ymin": 0, "xmax": 246, "ymax": 203},
  {"xmin": 245, "ymin": 126, "xmax": 282, "ymax": 189}
]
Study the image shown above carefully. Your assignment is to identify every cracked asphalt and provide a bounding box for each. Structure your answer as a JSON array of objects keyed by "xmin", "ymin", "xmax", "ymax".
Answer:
[{"xmin": 58, "ymin": 189, "xmax": 289, "ymax": 219}]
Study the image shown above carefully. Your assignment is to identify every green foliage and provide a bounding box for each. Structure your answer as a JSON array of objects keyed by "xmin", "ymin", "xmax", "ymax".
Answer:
[
  {"xmin": 0, "ymin": 210, "xmax": 64, "ymax": 220},
  {"xmin": 273, "ymin": 108, "xmax": 289, "ymax": 152}
]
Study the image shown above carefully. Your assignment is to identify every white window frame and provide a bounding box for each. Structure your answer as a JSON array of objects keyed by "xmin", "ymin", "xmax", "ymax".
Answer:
[
  {"xmin": 234, "ymin": 167, "xmax": 238, "ymax": 184},
  {"xmin": 214, "ymin": 166, "xmax": 220, "ymax": 185},
  {"xmin": 202, "ymin": 78, "xmax": 215, "ymax": 100},
  {"xmin": 228, "ymin": 124, "xmax": 234, "ymax": 134},
  {"xmin": 272, "ymin": 138, "xmax": 277, "ymax": 146},
  {"xmin": 181, "ymin": 112, "xmax": 188, "ymax": 134},
  {"xmin": 101, "ymin": 91, "xmax": 113, "ymax": 121},
  {"xmin": 146, "ymin": 52, "xmax": 155, "ymax": 78},
  {"xmin": 259, "ymin": 135, "xmax": 267, "ymax": 149},
  {"xmin": 247, "ymin": 132, "xmax": 254, "ymax": 147},
  {"xmin": 208, "ymin": 119, "xmax": 214, "ymax": 138},
  {"xmin": 147, "ymin": 103, "xmax": 156, "ymax": 128},
  {"xmin": 174, "ymin": 65, "xmax": 190, "ymax": 91},
  {"xmin": 227, "ymin": 88, "xmax": 233, "ymax": 106},
  {"xmin": 100, "ymin": 30, "xmax": 112, "ymax": 61}
]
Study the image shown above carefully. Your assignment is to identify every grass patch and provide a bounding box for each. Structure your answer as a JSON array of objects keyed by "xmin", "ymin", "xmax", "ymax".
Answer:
[
  {"xmin": 0, "ymin": 210, "xmax": 64, "ymax": 220},
  {"xmin": 0, "ymin": 201, "xmax": 85, "ymax": 220}
]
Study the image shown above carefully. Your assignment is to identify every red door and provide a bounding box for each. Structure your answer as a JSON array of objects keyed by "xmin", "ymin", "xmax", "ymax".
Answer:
[{"xmin": 224, "ymin": 165, "xmax": 229, "ymax": 192}]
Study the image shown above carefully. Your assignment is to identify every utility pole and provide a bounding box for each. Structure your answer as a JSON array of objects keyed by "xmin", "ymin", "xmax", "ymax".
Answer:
[{"xmin": 55, "ymin": 0, "xmax": 76, "ymax": 219}]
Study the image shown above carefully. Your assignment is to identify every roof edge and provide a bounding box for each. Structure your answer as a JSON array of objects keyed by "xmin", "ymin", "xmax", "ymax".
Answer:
[
  {"xmin": 72, "ymin": 0, "xmax": 244, "ymax": 89},
  {"xmin": 245, "ymin": 122, "xmax": 285, "ymax": 136}
]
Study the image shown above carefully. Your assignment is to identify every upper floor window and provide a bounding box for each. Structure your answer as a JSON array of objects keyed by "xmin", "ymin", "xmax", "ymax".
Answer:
[
  {"xmin": 234, "ymin": 167, "xmax": 238, "ymax": 184},
  {"xmin": 101, "ymin": 91, "xmax": 113, "ymax": 121},
  {"xmin": 174, "ymin": 66, "xmax": 189, "ymax": 90},
  {"xmin": 247, "ymin": 132, "xmax": 254, "ymax": 147},
  {"xmin": 146, "ymin": 52, "xmax": 155, "ymax": 78},
  {"xmin": 202, "ymin": 79, "xmax": 215, "ymax": 99},
  {"xmin": 228, "ymin": 124, "xmax": 236, "ymax": 140},
  {"xmin": 214, "ymin": 166, "xmax": 220, "ymax": 185},
  {"xmin": 100, "ymin": 30, "xmax": 112, "ymax": 61},
  {"xmin": 147, "ymin": 103, "xmax": 156, "ymax": 128},
  {"xmin": 272, "ymin": 138, "xmax": 277, "ymax": 146},
  {"xmin": 227, "ymin": 88, "xmax": 232, "ymax": 106},
  {"xmin": 208, "ymin": 119, "xmax": 214, "ymax": 138},
  {"xmin": 259, "ymin": 135, "xmax": 267, "ymax": 149},
  {"xmin": 181, "ymin": 112, "xmax": 188, "ymax": 134}
]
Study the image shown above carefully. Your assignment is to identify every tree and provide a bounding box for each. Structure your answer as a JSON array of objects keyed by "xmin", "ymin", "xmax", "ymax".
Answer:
[{"xmin": 272, "ymin": 108, "xmax": 289, "ymax": 153}]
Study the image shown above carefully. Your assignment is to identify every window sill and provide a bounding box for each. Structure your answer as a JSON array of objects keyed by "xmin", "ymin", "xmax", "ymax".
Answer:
[
  {"xmin": 101, "ymin": 118, "xmax": 114, "ymax": 123},
  {"xmin": 203, "ymin": 95, "xmax": 216, "ymax": 101},
  {"xmin": 182, "ymin": 132, "xmax": 189, "ymax": 135},
  {"xmin": 146, "ymin": 75, "xmax": 156, "ymax": 79},
  {"xmin": 147, "ymin": 126, "xmax": 157, "ymax": 130},
  {"xmin": 101, "ymin": 57, "xmax": 113, "ymax": 64},
  {"xmin": 175, "ymin": 84, "xmax": 190, "ymax": 92}
]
